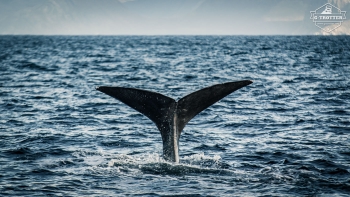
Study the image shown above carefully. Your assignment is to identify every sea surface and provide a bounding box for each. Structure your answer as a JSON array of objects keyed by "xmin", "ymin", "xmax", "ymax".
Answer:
[{"xmin": 0, "ymin": 35, "xmax": 349, "ymax": 196}]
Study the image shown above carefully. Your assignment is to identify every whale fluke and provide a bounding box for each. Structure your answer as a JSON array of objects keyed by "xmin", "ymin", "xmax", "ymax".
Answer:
[
  {"xmin": 96, "ymin": 86, "xmax": 175, "ymax": 130},
  {"xmin": 96, "ymin": 80, "xmax": 253, "ymax": 162},
  {"xmin": 177, "ymin": 80, "xmax": 253, "ymax": 134}
]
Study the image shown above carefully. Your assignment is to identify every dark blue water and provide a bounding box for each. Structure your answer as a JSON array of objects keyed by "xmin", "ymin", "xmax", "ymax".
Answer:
[{"xmin": 0, "ymin": 35, "xmax": 349, "ymax": 196}]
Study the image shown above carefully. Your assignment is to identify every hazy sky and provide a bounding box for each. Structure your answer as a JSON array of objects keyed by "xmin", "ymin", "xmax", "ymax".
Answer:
[{"xmin": 0, "ymin": 0, "xmax": 349, "ymax": 35}]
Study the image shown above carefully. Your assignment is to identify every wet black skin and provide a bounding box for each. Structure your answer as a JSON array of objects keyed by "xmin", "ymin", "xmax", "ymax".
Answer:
[{"xmin": 96, "ymin": 80, "xmax": 252, "ymax": 162}]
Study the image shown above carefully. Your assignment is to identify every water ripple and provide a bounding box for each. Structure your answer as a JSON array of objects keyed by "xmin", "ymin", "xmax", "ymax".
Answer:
[{"xmin": 0, "ymin": 35, "xmax": 349, "ymax": 196}]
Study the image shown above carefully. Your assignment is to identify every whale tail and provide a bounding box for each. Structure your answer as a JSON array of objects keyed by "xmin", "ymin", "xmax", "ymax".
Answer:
[
  {"xmin": 96, "ymin": 80, "xmax": 253, "ymax": 161},
  {"xmin": 96, "ymin": 80, "xmax": 252, "ymax": 134}
]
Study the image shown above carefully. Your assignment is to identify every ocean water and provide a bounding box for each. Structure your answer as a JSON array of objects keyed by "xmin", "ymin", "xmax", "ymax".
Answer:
[{"xmin": 0, "ymin": 35, "xmax": 349, "ymax": 196}]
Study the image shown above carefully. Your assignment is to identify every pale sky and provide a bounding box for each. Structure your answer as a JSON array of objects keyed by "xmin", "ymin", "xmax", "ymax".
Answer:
[{"xmin": 0, "ymin": 0, "xmax": 349, "ymax": 35}]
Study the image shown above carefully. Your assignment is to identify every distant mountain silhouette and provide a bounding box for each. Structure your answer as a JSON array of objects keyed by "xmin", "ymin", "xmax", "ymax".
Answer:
[{"xmin": 0, "ymin": 0, "xmax": 349, "ymax": 35}]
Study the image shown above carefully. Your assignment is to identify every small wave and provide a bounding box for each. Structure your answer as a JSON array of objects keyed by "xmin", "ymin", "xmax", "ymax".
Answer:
[
  {"xmin": 17, "ymin": 61, "xmax": 52, "ymax": 71},
  {"xmin": 40, "ymin": 158, "xmax": 79, "ymax": 169},
  {"xmin": 229, "ymin": 51, "xmax": 248, "ymax": 56},
  {"xmin": 310, "ymin": 159, "xmax": 340, "ymax": 169},
  {"xmin": 6, "ymin": 147, "xmax": 32, "ymax": 155},
  {"xmin": 322, "ymin": 168, "xmax": 350, "ymax": 176},
  {"xmin": 193, "ymin": 144, "xmax": 227, "ymax": 151},
  {"xmin": 31, "ymin": 168, "xmax": 55, "ymax": 175},
  {"xmin": 5, "ymin": 146, "xmax": 45, "ymax": 160}
]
